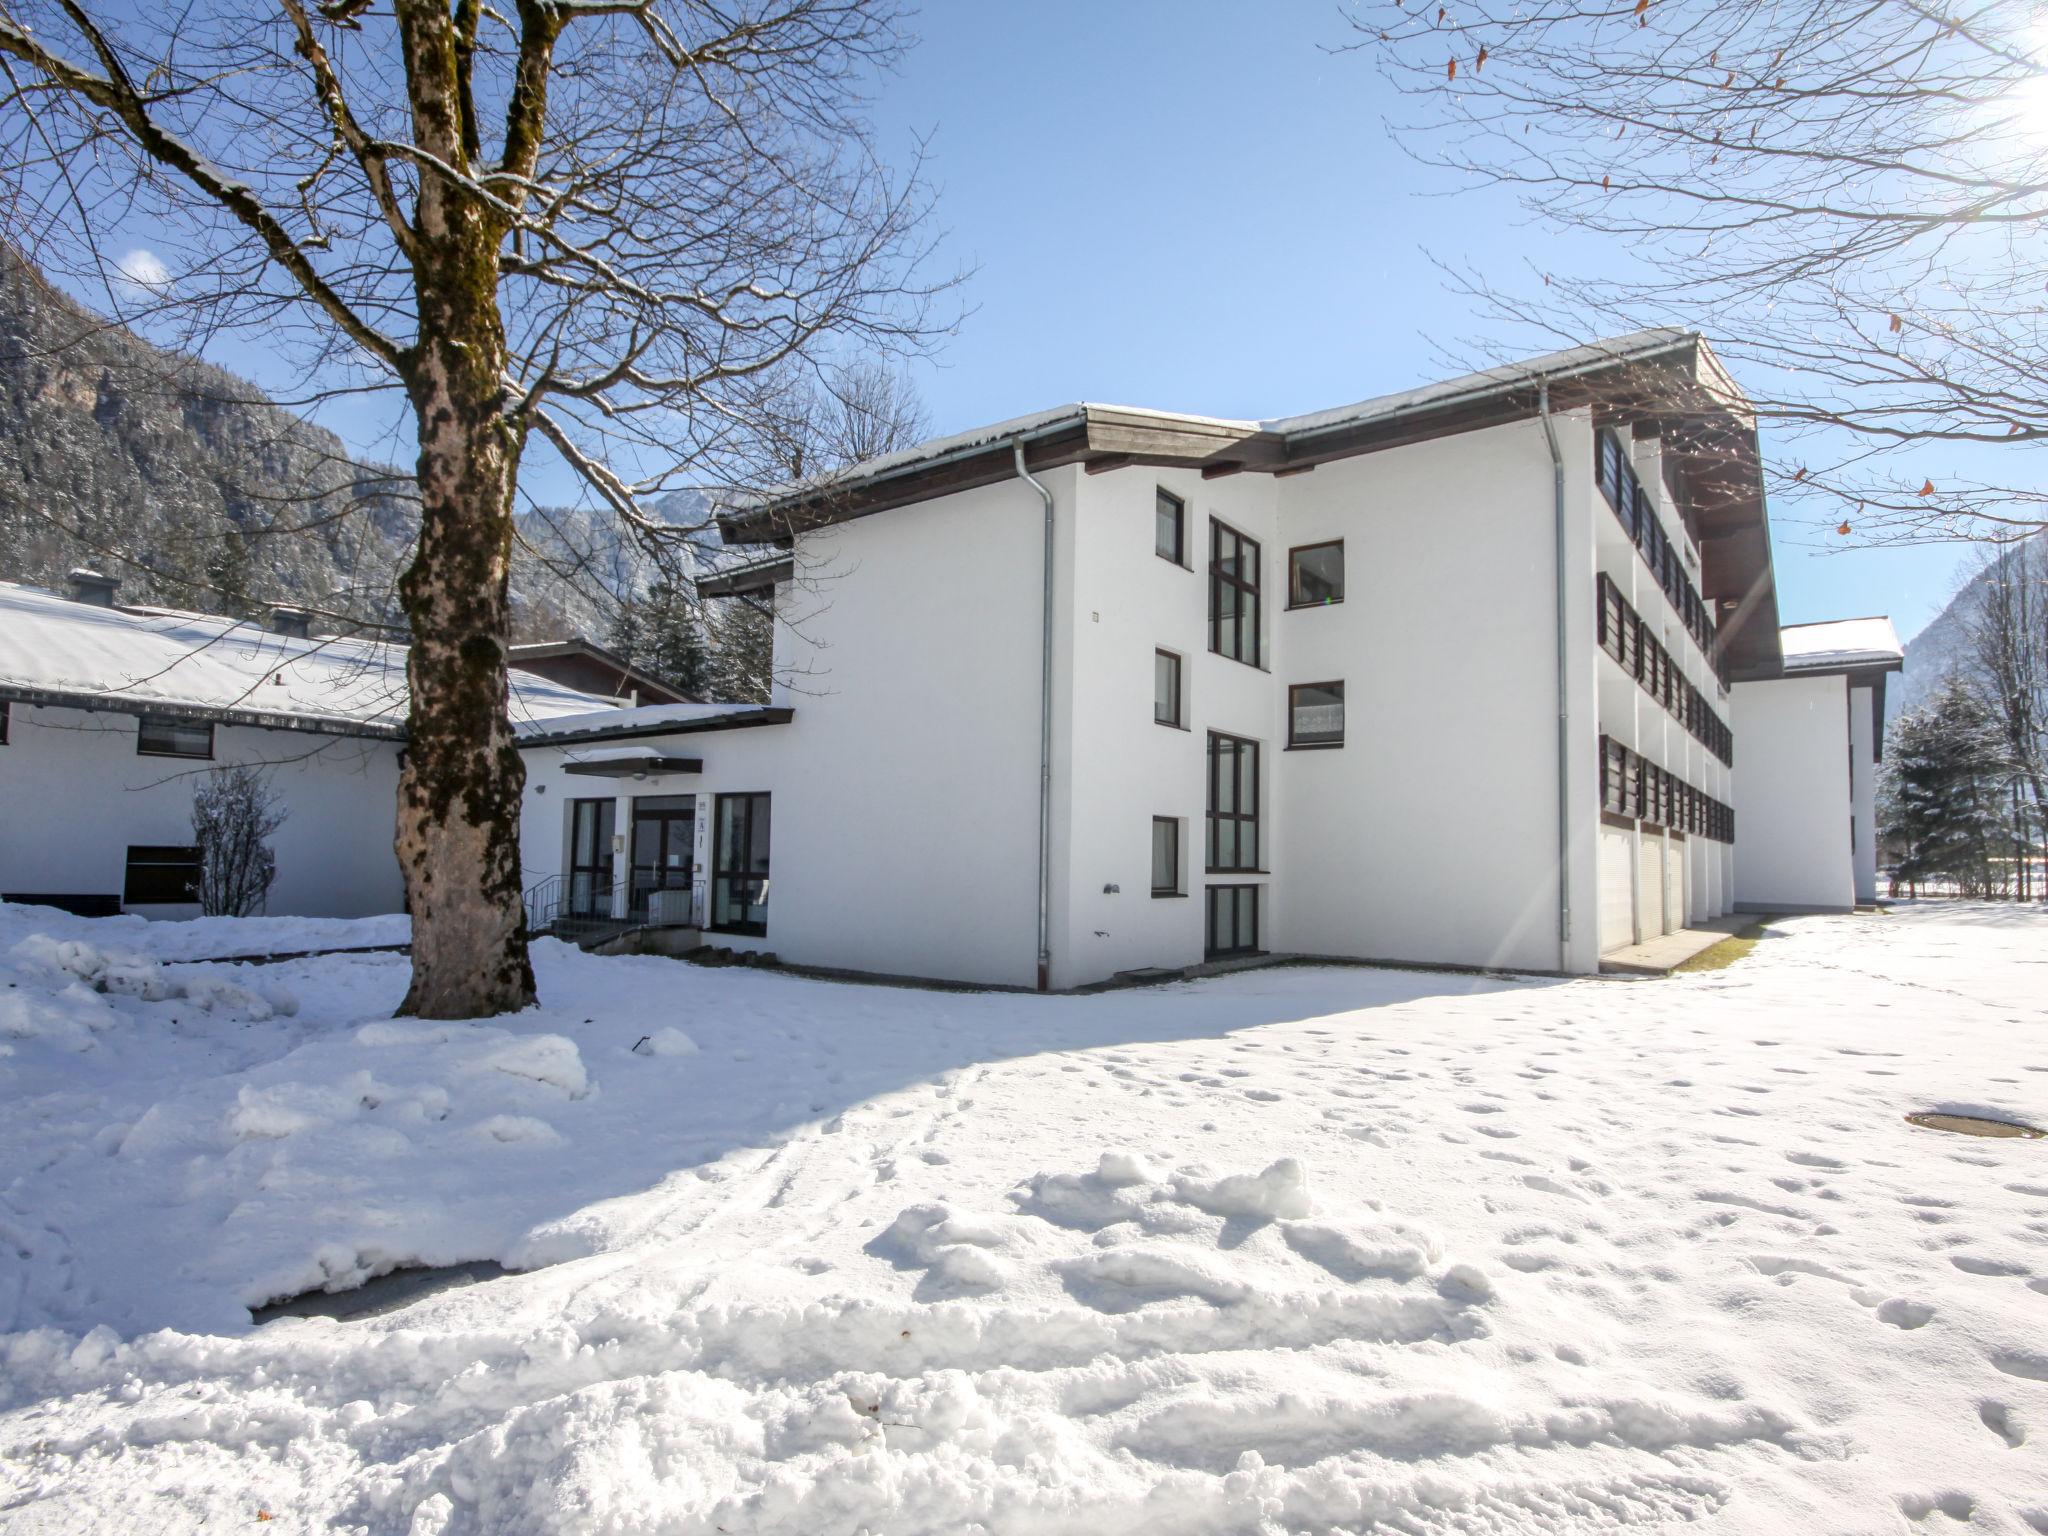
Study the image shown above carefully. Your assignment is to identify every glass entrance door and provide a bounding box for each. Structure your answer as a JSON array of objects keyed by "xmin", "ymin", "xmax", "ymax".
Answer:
[
  {"xmin": 567, "ymin": 799, "xmax": 616, "ymax": 919},
  {"xmin": 630, "ymin": 795, "xmax": 695, "ymax": 919}
]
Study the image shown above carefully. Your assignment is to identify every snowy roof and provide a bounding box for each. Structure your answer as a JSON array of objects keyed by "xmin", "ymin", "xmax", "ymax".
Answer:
[
  {"xmin": 516, "ymin": 699, "xmax": 790, "ymax": 746},
  {"xmin": 1779, "ymin": 617, "xmax": 1905, "ymax": 673},
  {"xmin": 0, "ymin": 581, "xmax": 618, "ymax": 737}
]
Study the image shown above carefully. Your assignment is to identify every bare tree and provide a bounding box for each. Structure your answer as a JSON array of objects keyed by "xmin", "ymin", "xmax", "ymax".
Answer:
[
  {"xmin": 1961, "ymin": 537, "xmax": 2047, "ymax": 894},
  {"xmin": 1342, "ymin": 0, "xmax": 2048, "ymax": 545},
  {"xmin": 701, "ymin": 356, "xmax": 932, "ymax": 700},
  {"xmin": 0, "ymin": 0, "xmax": 947, "ymax": 1015},
  {"xmin": 192, "ymin": 766, "xmax": 288, "ymax": 917}
]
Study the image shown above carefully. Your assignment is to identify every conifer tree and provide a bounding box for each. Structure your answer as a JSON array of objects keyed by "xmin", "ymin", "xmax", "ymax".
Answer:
[{"xmin": 1883, "ymin": 674, "xmax": 2012, "ymax": 897}]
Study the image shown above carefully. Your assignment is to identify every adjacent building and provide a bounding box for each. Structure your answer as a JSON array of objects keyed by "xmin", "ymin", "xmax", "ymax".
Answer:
[
  {"xmin": 0, "ymin": 576, "xmax": 614, "ymax": 918},
  {"xmin": 516, "ymin": 330, "xmax": 1904, "ymax": 988}
]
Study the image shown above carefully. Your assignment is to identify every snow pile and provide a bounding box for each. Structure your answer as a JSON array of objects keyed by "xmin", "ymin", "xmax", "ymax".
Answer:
[{"xmin": 2, "ymin": 901, "xmax": 2047, "ymax": 1533}]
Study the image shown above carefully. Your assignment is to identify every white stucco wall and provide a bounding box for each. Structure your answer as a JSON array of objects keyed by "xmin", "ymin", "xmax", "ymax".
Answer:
[
  {"xmin": 1731, "ymin": 674, "xmax": 1854, "ymax": 912},
  {"xmin": 1850, "ymin": 684, "xmax": 1878, "ymax": 905},
  {"xmin": 521, "ymin": 470, "xmax": 1057, "ymax": 989},
  {"xmin": 1267, "ymin": 414, "xmax": 1601, "ymax": 976},
  {"xmin": 0, "ymin": 701, "xmax": 404, "ymax": 918}
]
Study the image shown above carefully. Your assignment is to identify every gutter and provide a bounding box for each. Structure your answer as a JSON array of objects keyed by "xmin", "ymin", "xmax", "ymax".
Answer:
[
  {"xmin": 1537, "ymin": 380, "xmax": 1573, "ymax": 972},
  {"xmin": 1012, "ymin": 440, "xmax": 1057, "ymax": 993}
]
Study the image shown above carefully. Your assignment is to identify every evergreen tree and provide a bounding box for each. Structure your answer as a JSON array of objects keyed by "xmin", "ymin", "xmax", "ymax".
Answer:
[
  {"xmin": 706, "ymin": 596, "xmax": 774, "ymax": 705},
  {"xmin": 610, "ymin": 578, "xmax": 713, "ymax": 700},
  {"xmin": 1882, "ymin": 674, "xmax": 2013, "ymax": 897}
]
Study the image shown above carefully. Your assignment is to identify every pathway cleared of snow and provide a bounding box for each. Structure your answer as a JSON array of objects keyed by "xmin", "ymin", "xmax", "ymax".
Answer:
[{"xmin": 1, "ymin": 902, "xmax": 2044, "ymax": 1533}]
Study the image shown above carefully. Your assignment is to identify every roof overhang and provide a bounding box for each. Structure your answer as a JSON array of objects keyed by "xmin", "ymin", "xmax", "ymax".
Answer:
[
  {"xmin": 0, "ymin": 681, "xmax": 405, "ymax": 740},
  {"xmin": 563, "ymin": 753, "xmax": 704, "ymax": 778},
  {"xmin": 715, "ymin": 332, "xmax": 1782, "ymax": 682},
  {"xmin": 697, "ymin": 556, "xmax": 795, "ymax": 599},
  {"xmin": 518, "ymin": 705, "xmax": 794, "ymax": 749}
]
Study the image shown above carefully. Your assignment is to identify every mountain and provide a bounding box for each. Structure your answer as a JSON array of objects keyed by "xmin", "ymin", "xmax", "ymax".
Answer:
[
  {"xmin": 0, "ymin": 243, "xmax": 703, "ymax": 644},
  {"xmin": 1889, "ymin": 533, "xmax": 2046, "ymax": 722}
]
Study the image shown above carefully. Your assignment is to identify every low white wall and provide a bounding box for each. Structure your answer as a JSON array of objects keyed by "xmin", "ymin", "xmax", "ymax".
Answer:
[
  {"xmin": 1731, "ymin": 675, "xmax": 1854, "ymax": 912},
  {"xmin": 0, "ymin": 702, "xmax": 404, "ymax": 918}
]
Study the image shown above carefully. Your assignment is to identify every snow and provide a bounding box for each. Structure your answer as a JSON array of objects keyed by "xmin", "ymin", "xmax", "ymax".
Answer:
[
  {"xmin": 1780, "ymin": 615, "xmax": 1905, "ymax": 672},
  {"xmin": 514, "ymin": 699, "xmax": 781, "ymax": 742},
  {"xmin": 0, "ymin": 581, "xmax": 613, "ymax": 732},
  {"xmin": 2, "ymin": 900, "xmax": 2046, "ymax": 1531}
]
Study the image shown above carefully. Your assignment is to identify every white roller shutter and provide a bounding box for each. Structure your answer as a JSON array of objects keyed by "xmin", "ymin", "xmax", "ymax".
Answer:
[{"xmin": 1599, "ymin": 824, "xmax": 1636, "ymax": 953}]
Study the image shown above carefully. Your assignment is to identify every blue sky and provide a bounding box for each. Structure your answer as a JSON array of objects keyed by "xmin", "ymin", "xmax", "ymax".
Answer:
[
  {"xmin": 848, "ymin": 0, "xmax": 1985, "ymax": 640},
  {"xmin": 73, "ymin": 0, "xmax": 1993, "ymax": 638}
]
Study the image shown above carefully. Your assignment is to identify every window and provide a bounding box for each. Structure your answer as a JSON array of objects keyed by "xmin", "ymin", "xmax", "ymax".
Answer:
[
  {"xmin": 711, "ymin": 792, "xmax": 771, "ymax": 935},
  {"xmin": 1206, "ymin": 731, "xmax": 1260, "ymax": 872},
  {"xmin": 1151, "ymin": 817, "xmax": 1181, "ymax": 896},
  {"xmin": 567, "ymin": 798, "xmax": 616, "ymax": 920},
  {"xmin": 1288, "ymin": 682, "xmax": 1345, "ymax": 748},
  {"xmin": 1287, "ymin": 540, "xmax": 1344, "ymax": 608},
  {"xmin": 1155, "ymin": 488, "xmax": 1185, "ymax": 565},
  {"xmin": 1206, "ymin": 884, "xmax": 1259, "ymax": 957},
  {"xmin": 137, "ymin": 716, "xmax": 213, "ymax": 759},
  {"xmin": 1153, "ymin": 649, "xmax": 1183, "ymax": 728},
  {"xmin": 124, "ymin": 845, "xmax": 200, "ymax": 905},
  {"xmin": 1208, "ymin": 519, "xmax": 1261, "ymax": 667}
]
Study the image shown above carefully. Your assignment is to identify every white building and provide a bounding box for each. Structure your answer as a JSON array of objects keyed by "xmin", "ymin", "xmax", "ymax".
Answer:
[
  {"xmin": 1731, "ymin": 618, "xmax": 1903, "ymax": 912},
  {"xmin": 516, "ymin": 330, "xmax": 1906, "ymax": 988},
  {"xmin": 0, "ymin": 577, "xmax": 614, "ymax": 919}
]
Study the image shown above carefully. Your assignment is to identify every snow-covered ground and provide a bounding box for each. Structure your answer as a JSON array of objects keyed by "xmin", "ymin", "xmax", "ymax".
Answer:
[{"xmin": 2, "ymin": 900, "xmax": 2045, "ymax": 1533}]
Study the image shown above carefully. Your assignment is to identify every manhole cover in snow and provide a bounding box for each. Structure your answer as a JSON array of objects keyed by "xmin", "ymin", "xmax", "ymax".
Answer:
[{"xmin": 1905, "ymin": 1112, "xmax": 2044, "ymax": 1140}]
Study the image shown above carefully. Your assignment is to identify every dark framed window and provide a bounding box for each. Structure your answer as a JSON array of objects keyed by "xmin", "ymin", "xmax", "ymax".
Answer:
[
  {"xmin": 1206, "ymin": 731, "xmax": 1260, "ymax": 873},
  {"xmin": 1208, "ymin": 519, "xmax": 1261, "ymax": 667},
  {"xmin": 711, "ymin": 792, "xmax": 770, "ymax": 935},
  {"xmin": 124, "ymin": 845, "xmax": 201, "ymax": 905},
  {"xmin": 1287, "ymin": 540, "xmax": 1344, "ymax": 608},
  {"xmin": 137, "ymin": 716, "xmax": 214, "ymax": 759},
  {"xmin": 1154, "ymin": 648, "xmax": 1183, "ymax": 728},
  {"xmin": 1206, "ymin": 884, "xmax": 1259, "ymax": 957},
  {"xmin": 1151, "ymin": 817, "xmax": 1181, "ymax": 896},
  {"xmin": 567, "ymin": 798, "xmax": 617, "ymax": 920},
  {"xmin": 1155, "ymin": 488, "xmax": 1186, "ymax": 566},
  {"xmin": 1288, "ymin": 682, "xmax": 1345, "ymax": 748}
]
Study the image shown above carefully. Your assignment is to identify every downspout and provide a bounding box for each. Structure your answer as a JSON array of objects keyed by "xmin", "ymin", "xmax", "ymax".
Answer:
[
  {"xmin": 1538, "ymin": 380, "xmax": 1573, "ymax": 972},
  {"xmin": 1013, "ymin": 440, "xmax": 1055, "ymax": 992}
]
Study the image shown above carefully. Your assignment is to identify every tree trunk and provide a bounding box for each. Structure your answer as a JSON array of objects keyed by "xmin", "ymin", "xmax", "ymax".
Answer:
[
  {"xmin": 393, "ymin": 335, "xmax": 534, "ymax": 1017},
  {"xmin": 390, "ymin": 0, "xmax": 535, "ymax": 1018}
]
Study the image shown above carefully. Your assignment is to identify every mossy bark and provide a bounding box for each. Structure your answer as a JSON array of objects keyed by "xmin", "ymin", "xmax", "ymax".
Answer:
[{"xmin": 388, "ymin": 0, "xmax": 555, "ymax": 1018}]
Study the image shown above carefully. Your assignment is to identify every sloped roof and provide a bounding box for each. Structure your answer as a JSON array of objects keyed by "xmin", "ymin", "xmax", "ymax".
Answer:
[
  {"xmin": 0, "ymin": 581, "xmax": 616, "ymax": 738},
  {"xmin": 1780, "ymin": 616, "xmax": 1905, "ymax": 674}
]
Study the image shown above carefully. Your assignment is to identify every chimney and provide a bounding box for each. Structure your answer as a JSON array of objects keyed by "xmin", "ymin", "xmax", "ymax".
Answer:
[
  {"xmin": 66, "ymin": 569, "xmax": 119, "ymax": 607},
  {"xmin": 269, "ymin": 605, "xmax": 312, "ymax": 639}
]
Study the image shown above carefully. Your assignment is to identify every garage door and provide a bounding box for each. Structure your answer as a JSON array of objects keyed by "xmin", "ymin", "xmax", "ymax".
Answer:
[
  {"xmin": 1599, "ymin": 824, "xmax": 1636, "ymax": 953},
  {"xmin": 1663, "ymin": 836, "xmax": 1687, "ymax": 935},
  {"xmin": 1636, "ymin": 833, "xmax": 1662, "ymax": 948}
]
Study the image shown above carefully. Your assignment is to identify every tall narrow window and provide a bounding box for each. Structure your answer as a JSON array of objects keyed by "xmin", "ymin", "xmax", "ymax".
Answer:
[
  {"xmin": 137, "ymin": 716, "xmax": 213, "ymax": 759},
  {"xmin": 1151, "ymin": 817, "xmax": 1181, "ymax": 897},
  {"xmin": 1206, "ymin": 731, "xmax": 1260, "ymax": 873},
  {"xmin": 711, "ymin": 792, "xmax": 771, "ymax": 935},
  {"xmin": 567, "ymin": 798, "xmax": 616, "ymax": 920},
  {"xmin": 1153, "ymin": 648, "xmax": 1182, "ymax": 727},
  {"xmin": 1155, "ymin": 488, "xmax": 1185, "ymax": 565},
  {"xmin": 1208, "ymin": 519, "xmax": 1261, "ymax": 667},
  {"xmin": 1288, "ymin": 682, "xmax": 1345, "ymax": 748},
  {"xmin": 1287, "ymin": 541, "xmax": 1344, "ymax": 608}
]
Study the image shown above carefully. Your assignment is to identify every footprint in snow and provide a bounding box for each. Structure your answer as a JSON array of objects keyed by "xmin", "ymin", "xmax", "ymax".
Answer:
[{"xmin": 1979, "ymin": 1400, "xmax": 2027, "ymax": 1449}]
